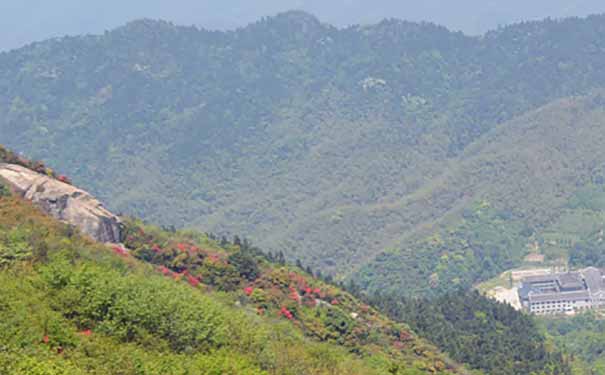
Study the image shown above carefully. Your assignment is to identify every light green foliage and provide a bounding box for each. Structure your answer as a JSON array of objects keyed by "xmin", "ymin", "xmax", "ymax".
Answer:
[
  {"xmin": 0, "ymin": 227, "xmax": 33, "ymax": 267},
  {"xmin": 41, "ymin": 262, "xmax": 233, "ymax": 352},
  {"xmin": 359, "ymin": 203, "xmax": 528, "ymax": 296},
  {"xmin": 0, "ymin": 194, "xmax": 462, "ymax": 375}
]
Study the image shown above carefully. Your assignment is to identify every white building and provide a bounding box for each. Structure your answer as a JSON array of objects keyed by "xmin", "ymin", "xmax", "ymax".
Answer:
[{"xmin": 519, "ymin": 268, "xmax": 605, "ymax": 315}]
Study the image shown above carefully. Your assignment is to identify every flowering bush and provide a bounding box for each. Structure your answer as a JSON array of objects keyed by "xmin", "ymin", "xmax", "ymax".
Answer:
[
  {"xmin": 79, "ymin": 329, "xmax": 92, "ymax": 337},
  {"xmin": 186, "ymin": 274, "xmax": 201, "ymax": 287},
  {"xmin": 112, "ymin": 246, "xmax": 128, "ymax": 257},
  {"xmin": 279, "ymin": 307, "xmax": 294, "ymax": 320}
]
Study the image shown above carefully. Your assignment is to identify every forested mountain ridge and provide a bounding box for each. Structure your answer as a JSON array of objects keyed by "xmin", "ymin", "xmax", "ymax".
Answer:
[
  {"xmin": 2, "ymin": 0, "xmax": 605, "ymax": 51},
  {"xmin": 2, "ymin": 12, "xmax": 605, "ymax": 295},
  {"xmin": 359, "ymin": 92, "xmax": 605, "ymax": 295}
]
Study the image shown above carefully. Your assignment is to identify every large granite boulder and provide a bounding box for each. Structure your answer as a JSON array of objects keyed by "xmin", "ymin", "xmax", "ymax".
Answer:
[{"xmin": 0, "ymin": 163, "xmax": 122, "ymax": 243}]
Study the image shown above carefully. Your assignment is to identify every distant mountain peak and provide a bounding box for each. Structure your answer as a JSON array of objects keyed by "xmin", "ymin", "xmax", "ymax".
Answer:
[
  {"xmin": 263, "ymin": 10, "xmax": 327, "ymax": 33},
  {"xmin": 119, "ymin": 18, "xmax": 180, "ymax": 33},
  {"xmin": 274, "ymin": 10, "xmax": 321, "ymax": 24}
]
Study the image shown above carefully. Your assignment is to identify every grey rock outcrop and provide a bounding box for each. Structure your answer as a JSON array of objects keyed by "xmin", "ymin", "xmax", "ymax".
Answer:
[{"xmin": 0, "ymin": 163, "xmax": 122, "ymax": 243}]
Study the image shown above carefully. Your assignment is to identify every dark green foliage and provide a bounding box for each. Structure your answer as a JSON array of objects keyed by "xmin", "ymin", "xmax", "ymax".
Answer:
[
  {"xmin": 369, "ymin": 290, "xmax": 571, "ymax": 375},
  {"xmin": 568, "ymin": 207, "xmax": 605, "ymax": 267},
  {"xmin": 228, "ymin": 251, "xmax": 260, "ymax": 281},
  {"xmin": 570, "ymin": 240, "xmax": 605, "ymax": 268},
  {"xmin": 0, "ymin": 181, "xmax": 10, "ymax": 197},
  {"xmin": 542, "ymin": 313, "xmax": 605, "ymax": 372}
]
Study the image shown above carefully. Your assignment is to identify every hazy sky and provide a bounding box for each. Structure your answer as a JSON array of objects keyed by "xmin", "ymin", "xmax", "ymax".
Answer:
[{"xmin": 1, "ymin": 0, "xmax": 605, "ymax": 51}]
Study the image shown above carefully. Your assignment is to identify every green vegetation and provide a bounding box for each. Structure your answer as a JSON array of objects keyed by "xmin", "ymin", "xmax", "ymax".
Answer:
[
  {"xmin": 0, "ymin": 191, "xmax": 469, "ymax": 374},
  {"xmin": 0, "ymin": 181, "xmax": 9, "ymax": 197},
  {"xmin": 0, "ymin": 144, "xmax": 70, "ymax": 183},
  {"xmin": 369, "ymin": 291, "xmax": 571, "ymax": 375},
  {"xmin": 358, "ymin": 201, "xmax": 531, "ymax": 296},
  {"xmin": 541, "ymin": 313, "xmax": 605, "ymax": 375},
  {"xmin": 359, "ymin": 94, "xmax": 605, "ymax": 295},
  {"xmin": 2, "ymin": 13, "xmax": 605, "ymax": 296}
]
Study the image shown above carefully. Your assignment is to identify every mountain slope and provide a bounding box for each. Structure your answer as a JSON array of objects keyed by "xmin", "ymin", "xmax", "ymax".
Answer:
[
  {"xmin": 358, "ymin": 92, "xmax": 605, "ymax": 295},
  {"xmin": 2, "ymin": 13, "xmax": 605, "ymax": 291},
  {"xmin": 0, "ymin": 171, "xmax": 469, "ymax": 375}
]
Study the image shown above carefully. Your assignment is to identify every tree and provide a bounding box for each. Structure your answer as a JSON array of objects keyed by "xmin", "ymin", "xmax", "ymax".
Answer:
[{"xmin": 228, "ymin": 251, "xmax": 260, "ymax": 281}]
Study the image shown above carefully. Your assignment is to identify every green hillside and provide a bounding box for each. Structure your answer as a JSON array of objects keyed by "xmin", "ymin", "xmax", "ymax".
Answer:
[{"xmin": 0, "ymin": 182, "xmax": 468, "ymax": 374}]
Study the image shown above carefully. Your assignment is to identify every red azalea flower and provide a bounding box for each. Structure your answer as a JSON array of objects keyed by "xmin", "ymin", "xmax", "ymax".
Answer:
[
  {"xmin": 186, "ymin": 274, "xmax": 200, "ymax": 287},
  {"xmin": 112, "ymin": 246, "xmax": 128, "ymax": 256},
  {"xmin": 313, "ymin": 288, "xmax": 321, "ymax": 295},
  {"xmin": 279, "ymin": 307, "xmax": 294, "ymax": 320},
  {"xmin": 177, "ymin": 243, "xmax": 187, "ymax": 252},
  {"xmin": 80, "ymin": 329, "xmax": 92, "ymax": 337},
  {"xmin": 42, "ymin": 335, "xmax": 49, "ymax": 344},
  {"xmin": 330, "ymin": 299, "xmax": 339, "ymax": 305},
  {"xmin": 289, "ymin": 289, "xmax": 300, "ymax": 303},
  {"xmin": 244, "ymin": 287, "xmax": 254, "ymax": 296},
  {"xmin": 159, "ymin": 266, "xmax": 171, "ymax": 276}
]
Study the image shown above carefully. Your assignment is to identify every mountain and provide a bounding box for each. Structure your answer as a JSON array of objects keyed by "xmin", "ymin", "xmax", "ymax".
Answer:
[
  {"xmin": 0, "ymin": 146, "xmax": 572, "ymax": 374},
  {"xmin": 2, "ymin": 0, "xmax": 605, "ymax": 51},
  {"xmin": 2, "ymin": 12, "xmax": 605, "ymax": 297},
  {"xmin": 359, "ymin": 92, "xmax": 605, "ymax": 295}
]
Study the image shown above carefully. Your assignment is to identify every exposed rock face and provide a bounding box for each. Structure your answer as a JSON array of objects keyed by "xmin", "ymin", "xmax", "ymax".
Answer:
[{"xmin": 0, "ymin": 163, "xmax": 122, "ymax": 243}]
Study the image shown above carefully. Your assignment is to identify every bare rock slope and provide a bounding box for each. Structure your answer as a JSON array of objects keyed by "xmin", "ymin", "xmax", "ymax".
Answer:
[{"xmin": 0, "ymin": 163, "xmax": 122, "ymax": 243}]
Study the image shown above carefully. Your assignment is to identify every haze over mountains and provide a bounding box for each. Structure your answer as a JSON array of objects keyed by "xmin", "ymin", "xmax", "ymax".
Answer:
[
  {"xmin": 2, "ymin": 0, "xmax": 605, "ymax": 51},
  {"xmin": 6, "ymin": 7, "xmax": 605, "ymax": 374},
  {"xmin": 3, "ymin": 11, "xmax": 605, "ymax": 302}
]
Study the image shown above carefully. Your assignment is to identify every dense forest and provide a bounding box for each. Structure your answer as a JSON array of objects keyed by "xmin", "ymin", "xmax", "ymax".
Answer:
[
  {"xmin": 368, "ymin": 291, "xmax": 570, "ymax": 375},
  {"xmin": 542, "ymin": 313, "xmax": 605, "ymax": 374},
  {"xmin": 3, "ymin": 13, "xmax": 605, "ymax": 298}
]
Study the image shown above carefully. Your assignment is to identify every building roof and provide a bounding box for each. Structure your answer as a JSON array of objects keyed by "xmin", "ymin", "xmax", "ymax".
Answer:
[
  {"xmin": 558, "ymin": 272, "xmax": 585, "ymax": 290},
  {"xmin": 528, "ymin": 290, "xmax": 590, "ymax": 303},
  {"xmin": 522, "ymin": 274, "xmax": 558, "ymax": 284},
  {"xmin": 519, "ymin": 283, "xmax": 533, "ymax": 300},
  {"xmin": 582, "ymin": 267, "xmax": 605, "ymax": 293},
  {"xmin": 519, "ymin": 268, "xmax": 605, "ymax": 306}
]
